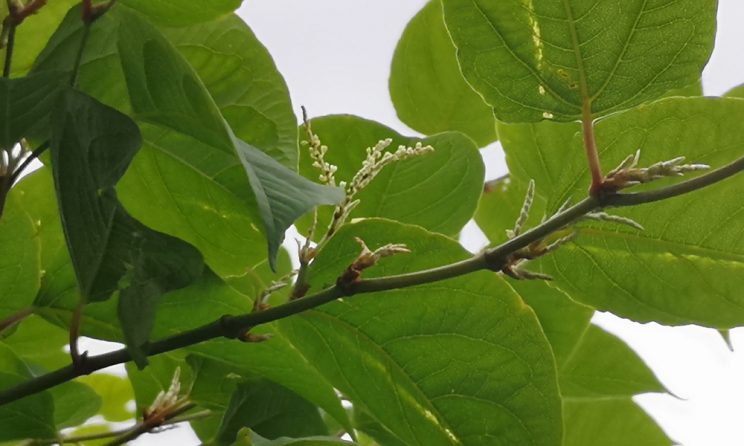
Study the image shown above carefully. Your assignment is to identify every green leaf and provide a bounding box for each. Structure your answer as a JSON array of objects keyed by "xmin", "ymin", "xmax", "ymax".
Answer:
[
  {"xmin": 49, "ymin": 87, "xmax": 141, "ymax": 302},
  {"xmin": 149, "ymin": 271, "xmax": 352, "ymax": 434},
  {"xmin": 559, "ymin": 325, "xmax": 665, "ymax": 398},
  {"xmin": 165, "ymin": 14, "xmax": 298, "ymax": 169},
  {"xmin": 509, "ymin": 281, "xmax": 592, "ymax": 367},
  {"xmin": 0, "ymin": 344, "xmax": 56, "ymax": 441},
  {"xmin": 1, "ymin": 316, "xmax": 68, "ymax": 370},
  {"xmin": 724, "ymin": 83, "xmax": 744, "ymax": 98},
  {"xmin": 235, "ymin": 430, "xmax": 355, "ymax": 446},
  {"xmin": 77, "ymin": 374, "xmax": 135, "ymax": 422},
  {"xmin": 298, "ymin": 116, "xmax": 484, "ymax": 236},
  {"xmin": 120, "ymin": 0, "xmax": 242, "ymax": 27},
  {"xmin": 282, "ymin": 219, "xmax": 561, "ymax": 446},
  {"xmin": 389, "ymin": 0, "xmax": 496, "ymax": 146},
  {"xmin": 0, "ymin": 73, "xmax": 62, "ymax": 148},
  {"xmin": 1, "ymin": 0, "xmax": 78, "ymax": 76},
  {"xmin": 14, "ymin": 168, "xmax": 123, "ymax": 342},
  {"xmin": 50, "ymin": 88, "xmax": 204, "ymax": 366},
  {"xmin": 114, "ymin": 7, "xmax": 342, "ymax": 271},
  {"xmin": 0, "ymin": 191, "xmax": 39, "ymax": 315},
  {"xmin": 50, "ymin": 381, "xmax": 101, "ymax": 429},
  {"xmin": 563, "ymin": 399, "xmax": 672, "ymax": 446},
  {"xmin": 440, "ymin": 0, "xmax": 716, "ymax": 122},
  {"xmin": 475, "ymin": 177, "xmax": 594, "ymax": 366},
  {"xmin": 34, "ymin": 6, "xmax": 336, "ymax": 273},
  {"xmin": 216, "ymin": 379, "xmax": 329, "ymax": 445},
  {"xmin": 500, "ymin": 97, "xmax": 744, "ymax": 327}
]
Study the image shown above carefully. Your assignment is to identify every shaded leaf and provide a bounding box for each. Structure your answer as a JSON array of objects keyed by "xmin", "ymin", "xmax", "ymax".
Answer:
[
  {"xmin": 0, "ymin": 73, "xmax": 61, "ymax": 148},
  {"xmin": 50, "ymin": 381, "xmax": 101, "ymax": 429},
  {"xmin": 282, "ymin": 219, "xmax": 561, "ymax": 446},
  {"xmin": 0, "ymin": 344, "xmax": 56, "ymax": 441},
  {"xmin": 298, "ymin": 115, "xmax": 484, "ymax": 237},
  {"xmin": 148, "ymin": 270, "xmax": 352, "ymax": 434},
  {"xmin": 236, "ymin": 430, "xmax": 355, "ymax": 446},
  {"xmin": 390, "ymin": 0, "xmax": 496, "ymax": 146},
  {"xmin": 441, "ymin": 0, "xmax": 716, "ymax": 122},
  {"xmin": 216, "ymin": 379, "xmax": 329, "ymax": 445}
]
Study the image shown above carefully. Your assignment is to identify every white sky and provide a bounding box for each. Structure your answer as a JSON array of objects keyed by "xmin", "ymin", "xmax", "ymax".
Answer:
[{"xmin": 130, "ymin": 1, "xmax": 744, "ymax": 444}]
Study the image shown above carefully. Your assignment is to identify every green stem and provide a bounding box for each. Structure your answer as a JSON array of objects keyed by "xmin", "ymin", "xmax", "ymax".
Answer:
[
  {"xmin": 1, "ymin": 155, "xmax": 744, "ymax": 406},
  {"xmin": 3, "ymin": 23, "xmax": 15, "ymax": 78},
  {"xmin": 581, "ymin": 100, "xmax": 603, "ymax": 194}
]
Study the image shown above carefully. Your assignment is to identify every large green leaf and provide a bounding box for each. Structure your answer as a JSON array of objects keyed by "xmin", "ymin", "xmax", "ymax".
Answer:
[
  {"xmin": 559, "ymin": 325, "xmax": 665, "ymax": 398},
  {"xmin": 0, "ymin": 73, "xmax": 61, "ymax": 148},
  {"xmin": 235, "ymin": 431, "xmax": 356, "ymax": 446},
  {"xmin": 0, "ymin": 344, "xmax": 56, "ymax": 441},
  {"xmin": 563, "ymin": 399, "xmax": 671, "ymax": 446},
  {"xmin": 50, "ymin": 381, "xmax": 101, "ymax": 429},
  {"xmin": 389, "ymin": 0, "xmax": 496, "ymax": 146},
  {"xmin": 0, "ymin": 192, "xmax": 39, "ymax": 315},
  {"xmin": 1, "ymin": 316, "xmax": 68, "ymax": 370},
  {"xmin": 50, "ymin": 88, "xmax": 204, "ymax": 366},
  {"xmin": 281, "ymin": 219, "xmax": 561, "ymax": 446},
  {"xmin": 149, "ymin": 270, "xmax": 352, "ymax": 434},
  {"xmin": 49, "ymin": 87, "xmax": 141, "ymax": 302},
  {"xmin": 34, "ymin": 6, "xmax": 341, "ymax": 274},
  {"xmin": 440, "ymin": 0, "xmax": 716, "ymax": 122},
  {"xmin": 298, "ymin": 116, "xmax": 484, "ymax": 237},
  {"xmin": 165, "ymin": 14, "xmax": 298, "ymax": 169},
  {"xmin": 216, "ymin": 379, "xmax": 329, "ymax": 445},
  {"xmin": 114, "ymin": 7, "xmax": 342, "ymax": 271},
  {"xmin": 120, "ymin": 0, "xmax": 242, "ymax": 27},
  {"xmin": 500, "ymin": 97, "xmax": 744, "ymax": 327},
  {"xmin": 14, "ymin": 168, "xmax": 123, "ymax": 342}
]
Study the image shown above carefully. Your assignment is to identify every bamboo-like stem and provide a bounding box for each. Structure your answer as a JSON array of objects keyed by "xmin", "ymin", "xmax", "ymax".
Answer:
[{"xmin": 1, "ymin": 154, "xmax": 744, "ymax": 406}]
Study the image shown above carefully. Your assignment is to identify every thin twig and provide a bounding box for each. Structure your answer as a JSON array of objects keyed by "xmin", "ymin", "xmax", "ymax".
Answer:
[
  {"xmin": 1, "ymin": 153, "xmax": 744, "ymax": 406},
  {"xmin": 0, "ymin": 307, "xmax": 33, "ymax": 333},
  {"xmin": 9, "ymin": 141, "xmax": 49, "ymax": 185},
  {"xmin": 29, "ymin": 408, "xmax": 211, "ymax": 445},
  {"xmin": 3, "ymin": 23, "xmax": 15, "ymax": 78}
]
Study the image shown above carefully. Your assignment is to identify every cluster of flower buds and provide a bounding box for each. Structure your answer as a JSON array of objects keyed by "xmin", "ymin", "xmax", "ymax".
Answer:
[{"xmin": 603, "ymin": 149, "xmax": 709, "ymax": 191}]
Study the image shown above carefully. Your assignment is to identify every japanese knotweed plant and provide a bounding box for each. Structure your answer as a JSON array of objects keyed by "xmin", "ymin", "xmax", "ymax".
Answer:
[{"xmin": 0, "ymin": 0, "xmax": 741, "ymax": 445}]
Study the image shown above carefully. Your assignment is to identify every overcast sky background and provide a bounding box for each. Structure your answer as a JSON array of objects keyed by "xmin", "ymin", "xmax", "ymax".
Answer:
[{"xmin": 128, "ymin": 1, "xmax": 744, "ymax": 444}]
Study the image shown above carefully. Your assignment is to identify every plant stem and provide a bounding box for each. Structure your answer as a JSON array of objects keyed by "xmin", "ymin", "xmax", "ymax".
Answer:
[
  {"xmin": 1, "ymin": 154, "xmax": 744, "ymax": 406},
  {"xmin": 581, "ymin": 100, "xmax": 603, "ymax": 194},
  {"xmin": 3, "ymin": 23, "xmax": 15, "ymax": 78},
  {"xmin": 0, "ymin": 307, "xmax": 33, "ymax": 334},
  {"xmin": 29, "ymin": 408, "xmax": 210, "ymax": 445},
  {"xmin": 9, "ymin": 141, "xmax": 49, "ymax": 186},
  {"xmin": 104, "ymin": 402, "xmax": 197, "ymax": 446}
]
